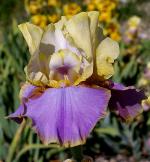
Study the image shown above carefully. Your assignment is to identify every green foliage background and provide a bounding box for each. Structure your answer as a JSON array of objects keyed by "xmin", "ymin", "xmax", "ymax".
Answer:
[{"xmin": 0, "ymin": 0, "xmax": 150, "ymax": 161}]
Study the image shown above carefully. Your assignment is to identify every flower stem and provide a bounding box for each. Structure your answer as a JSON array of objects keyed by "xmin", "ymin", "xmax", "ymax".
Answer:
[
  {"xmin": 6, "ymin": 119, "xmax": 26, "ymax": 162},
  {"xmin": 71, "ymin": 145, "xmax": 83, "ymax": 162}
]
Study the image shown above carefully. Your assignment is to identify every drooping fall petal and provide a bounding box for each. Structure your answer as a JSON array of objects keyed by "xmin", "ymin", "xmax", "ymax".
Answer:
[
  {"xmin": 109, "ymin": 83, "xmax": 146, "ymax": 122},
  {"xmin": 8, "ymin": 85, "xmax": 110, "ymax": 147}
]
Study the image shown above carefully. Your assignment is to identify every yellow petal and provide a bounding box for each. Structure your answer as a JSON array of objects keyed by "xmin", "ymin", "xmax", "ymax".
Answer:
[
  {"xmin": 96, "ymin": 37, "xmax": 119, "ymax": 80},
  {"xmin": 19, "ymin": 23, "xmax": 51, "ymax": 85},
  {"xmin": 55, "ymin": 16, "xmax": 67, "ymax": 29},
  {"xmin": 41, "ymin": 24, "xmax": 55, "ymax": 46},
  {"xmin": 64, "ymin": 12, "xmax": 100, "ymax": 83},
  {"xmin": 65, "ymin": 12, "xmax": 92, "ymax": 61},
  {"xmin": 28, "ymin": 51, "xmax": 50, "ymax": 74},
  {"xmin": 41, "ymin": 23, "xmax": 68, "ymax": 52},
  {"xmin": 88, "ymin": 11, "xmax": 104, "ymax": 59},
  {"xmin": 18, "ymin": 23, "xmax": 43, "ymax": 55},
  {"xmin": 41, "ymin": 17, "xmax": 67, "ymax": 48},
  {"xmin": 24, "ymin": 66, "xmax": 48, "ymax": 86},
  {"xmin": 87, "ymin": 11, "xmax": 100, "ymax": 49},
  {"xmin": 74, "ymin": 60, "xmax": 93, "ymax": 86}
]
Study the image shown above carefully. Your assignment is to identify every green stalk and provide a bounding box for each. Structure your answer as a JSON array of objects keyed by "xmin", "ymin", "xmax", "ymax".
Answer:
[
  {"xmin": 14, "ymin": 144, "xmax": 64, "ymax": 162},
  {"xmin": 6, "ymin": 119, "xmax": 26, "ymax": 162}
]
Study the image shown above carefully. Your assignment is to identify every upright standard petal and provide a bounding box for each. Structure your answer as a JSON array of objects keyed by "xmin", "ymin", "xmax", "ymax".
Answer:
[
  {"xmin": 19, "ymin": 23, "xmax": 51, "ymax": 85},
  {"xmin": 108, "ymin": 83, "xmax": 146, "ymax": 122},
  {"xmin": 41, "ymin": 24, "xmax": 67, "ymax": 53},
  {"xmin": 87, "ymin": 11, "xmax": 104, "ymax": 54},
  {"xmin": 65, "ymin": 12, "xmax": 93, "ymax": 61},
  {"xmin": 8, "ymin": 86, "xmax": 110, "ymax": 147},
  {"xmin": 96, "ymin": 37, "xmax": 119, "ymax": 80},
  {"xmin": 26, "ymin": 52, "xmax": 50, "ymax": 85},
  {"xmin": 65, "ymin": 12, "xmax": 101, "ymax": 85},
  {"xmin": 87, "ymin": 11, "xmax": 99, "ymax": 40},
  {"xmin": 18, "ymin": 23, "xmax": 43, "ymax": 55}
]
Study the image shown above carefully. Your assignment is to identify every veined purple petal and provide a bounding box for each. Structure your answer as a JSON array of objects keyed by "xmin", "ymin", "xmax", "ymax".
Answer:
[
  {"xmin": 8, "ymin": 86, "xmax": 110, "ymax": 147},
  {"xmin": 109, "ymin": 82, "xmax": 146, "ymax": 121}
]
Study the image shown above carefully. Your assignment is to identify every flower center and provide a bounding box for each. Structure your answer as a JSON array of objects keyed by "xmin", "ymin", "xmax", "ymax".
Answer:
[{"xmin": 49, "ymin": 49, "xmax": 82, "ymax": 87}]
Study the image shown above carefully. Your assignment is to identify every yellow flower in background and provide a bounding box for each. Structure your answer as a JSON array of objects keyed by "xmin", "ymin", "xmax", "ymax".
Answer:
[
  {"xmin": 97, "ymin": 0, "xmax": 116, "ymax": 12},
  {"xmin": 110, "ymin": 32, "xmax": 121, "ymax": 41},
  {"xmin": 31, "ymin": 15, "xmax": 43, "ymax": 25},
  {"xmin": 31, "ymin": 15, "xmax": 47, "ymax": 28},
  {"xmin": 86, "ymin": 0, "xmax": 120, "ymax": 40},
  {"xmin": 128, "ymin": 16, "xmax": 141, "ymax": 30},
  {"xmin": 48, "ymin": 14, "xmax": 60, "ymax": 23},
  {"xmin": 92, "ymin": 0, "xmax": 101, "ymax": 5},
  {"xmin": 99, "ymin": 11, "xmax": 112, "ymax": 23},
  {"xmin": 48, "ymin": 0, "xmax": 61, "ymax": 7},
  {"xmin": 26, "ymin": 0, "xmax": 121, "ymax": 40},
  {"xmin": 87, "ymin": 2, "xmax": 96, "ymax": 11},
  {"xmin": 28, "ymin": 1, "xmax": 41, "ymax": 14},
  {"xmin": 104, "ymin": 22, "xmax": 121, "ymax": 41},
  {"xmin": 138, "ymin": 62, "xmax": 150, "ymax": 88},
  {"xmin": 86, "ymin": 0, "xmax": 118, "ymax": 24},
  {"xmin": 63, "ymin": 3, "xmax": 81, "ymax": 18},
  {"xmin": 124, "ymin": 15, "xmax": 141, "ymax": 44}
]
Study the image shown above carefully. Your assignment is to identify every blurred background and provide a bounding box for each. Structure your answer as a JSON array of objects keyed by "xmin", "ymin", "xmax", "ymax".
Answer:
[{"xmin": 0, "ymin": 0, "xmax": 150, "ymax": 161}]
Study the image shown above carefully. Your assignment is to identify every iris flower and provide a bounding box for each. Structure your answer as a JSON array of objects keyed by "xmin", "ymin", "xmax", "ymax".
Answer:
[{"xmin": 8, "ymin": 11, "xmax": 145, "ymax": 147}]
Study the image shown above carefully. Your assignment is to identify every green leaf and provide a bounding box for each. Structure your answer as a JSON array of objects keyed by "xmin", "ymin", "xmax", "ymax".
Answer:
[{"xmin": 95, "ymin": 127, "xmax": 120, "ymax": 137}]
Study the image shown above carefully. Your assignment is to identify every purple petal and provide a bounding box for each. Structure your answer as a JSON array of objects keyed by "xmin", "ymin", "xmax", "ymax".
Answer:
[
  {"xmin": 7, "ymin": 105, "xmax": 25, "ymax": 123},
  {"xmin": 19, "ymin": 83, "xmax": 36, "ymax": 99},
  {"xmin": 8, "ymin": 86, "xmax": 110, "ymax": 147},
  {"xmin": 109, "ymin": 82, "xmax": 146, "ymax": 121}
]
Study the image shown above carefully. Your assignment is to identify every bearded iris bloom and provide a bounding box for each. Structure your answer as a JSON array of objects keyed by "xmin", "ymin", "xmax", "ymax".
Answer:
[{"xmin": 8, "ymin": 11, "xmax": 145, "ymax": 147}]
